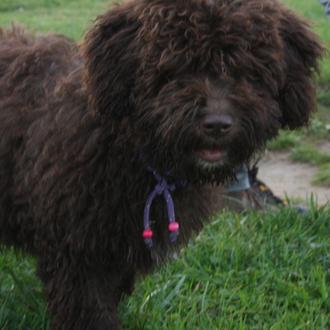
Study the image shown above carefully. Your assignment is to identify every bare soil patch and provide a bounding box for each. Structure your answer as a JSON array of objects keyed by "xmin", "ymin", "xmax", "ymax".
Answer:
[{"xmin": 259, "ymin": 152, "xmax": 330, "ymax": 205}]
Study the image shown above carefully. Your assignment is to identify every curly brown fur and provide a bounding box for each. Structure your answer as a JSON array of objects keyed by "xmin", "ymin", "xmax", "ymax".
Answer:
[{"xmin": 0, "ymin": 1, "xmax": 323, "ymax": 329}]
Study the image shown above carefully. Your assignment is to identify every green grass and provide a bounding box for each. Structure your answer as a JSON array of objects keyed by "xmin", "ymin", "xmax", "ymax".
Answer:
[
  {"xmin": 291, "ymin": 145, "xmax": 330, "ymax": 166},
  {"xmin": 268, "ymin": 130, "xmax": 303, "ymax": 151},
  {"xmin": 119, "ymin": 208, "xmax": 330, "ymax": 330},
  {"xmin": 1, "ymin": 208, "xmax": 330, "ymax": 329},
  {"xmin": 313, "ymin": 164, "xmax": 330, "ymax": 186},
  {"xmin": 0, "ymin": 0, "xmax": 111, "ymax": 40},
  {"xmin": 0, "ymin": 251, "xmax": 48, "ymax": 330}
]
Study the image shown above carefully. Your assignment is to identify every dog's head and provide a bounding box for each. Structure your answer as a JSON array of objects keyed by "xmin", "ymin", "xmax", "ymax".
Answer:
[{"xmin": 83, "ymin": 0, "xmax": 323, "ymax": 183}]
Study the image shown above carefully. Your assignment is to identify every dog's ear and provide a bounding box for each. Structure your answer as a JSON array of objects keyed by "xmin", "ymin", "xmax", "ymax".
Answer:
[
  {"xmin": 278, "ymin": 9, "xmax": 324, "ymax": 129},
  {"xmin": 83, "ymin": 5, "xmax": 140, "ymax": 120}
]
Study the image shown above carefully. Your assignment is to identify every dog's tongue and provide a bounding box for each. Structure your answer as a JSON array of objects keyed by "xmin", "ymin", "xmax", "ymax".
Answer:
[{"xmin": 196, "ymin": 149, "xmax": 223, "ymax": 162}]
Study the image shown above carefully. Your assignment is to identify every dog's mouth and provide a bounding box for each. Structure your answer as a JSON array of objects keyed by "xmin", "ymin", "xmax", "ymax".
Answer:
[{"xmin": 195, "ymin": 147, "xmax": 227, "ymax": 168}]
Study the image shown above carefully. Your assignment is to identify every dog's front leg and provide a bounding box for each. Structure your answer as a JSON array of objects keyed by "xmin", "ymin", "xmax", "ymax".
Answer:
[{"xmin": 37, "ymin": 256, "xmax": 130, "ymax": 330}]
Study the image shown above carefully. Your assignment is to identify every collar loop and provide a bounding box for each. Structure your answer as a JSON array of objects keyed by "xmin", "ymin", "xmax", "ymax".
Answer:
[{"xmin": 143, "ymin": 167, "xmax": 180, "ymax": 248}]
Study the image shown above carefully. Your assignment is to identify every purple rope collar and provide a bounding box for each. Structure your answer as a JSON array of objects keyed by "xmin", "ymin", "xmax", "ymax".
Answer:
[{"xmin": 142, "ymin": 167, "xmax": 181, "ymax": 248}]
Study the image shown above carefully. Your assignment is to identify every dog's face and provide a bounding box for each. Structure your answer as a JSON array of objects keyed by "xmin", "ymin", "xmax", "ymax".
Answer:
[{"xmin": 84, "ymin": 0, "xmax": 323, "ymax": 183}]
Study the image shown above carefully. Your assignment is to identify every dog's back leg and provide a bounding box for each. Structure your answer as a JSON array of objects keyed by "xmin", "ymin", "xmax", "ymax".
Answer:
[
  {"xmin": 37, "ymin": 255, "xmax": 134, "ymax": 330},
  {"xmin": 0, "ymin": 137, "xmax": 16, "ymax": 246}
]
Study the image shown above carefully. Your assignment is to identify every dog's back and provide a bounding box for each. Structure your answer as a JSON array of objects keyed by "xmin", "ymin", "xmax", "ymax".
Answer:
[
  {"xmin": 0, "ymin": 26, "xmax": 79, "ymax": 248},
  {"xmin": 0, "ymin": 25, "xmax": 78, "ymax": 105}
]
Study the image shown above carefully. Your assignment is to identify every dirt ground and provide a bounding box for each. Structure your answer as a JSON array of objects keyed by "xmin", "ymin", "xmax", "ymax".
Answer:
[{"xmin": 259, "ymin": 152, "xmax": 330, "ymax": 206}]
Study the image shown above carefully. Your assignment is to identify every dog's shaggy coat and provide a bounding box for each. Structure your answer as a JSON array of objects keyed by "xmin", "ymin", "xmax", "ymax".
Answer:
[{"xmin": 0, "ymin": 0, "xmax": 323, "ymax": 328}]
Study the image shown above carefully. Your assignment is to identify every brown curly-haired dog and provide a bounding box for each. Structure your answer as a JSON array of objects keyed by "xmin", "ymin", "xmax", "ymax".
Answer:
[{"xmin": 0, "ymin": 0, "xmax": 323, "ymax": 328}]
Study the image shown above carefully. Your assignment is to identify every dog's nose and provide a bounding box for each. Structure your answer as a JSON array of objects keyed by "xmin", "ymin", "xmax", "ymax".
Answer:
[{"xmin": 202, "ymin": 113, "xmax": 233, "ymax": 135}]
